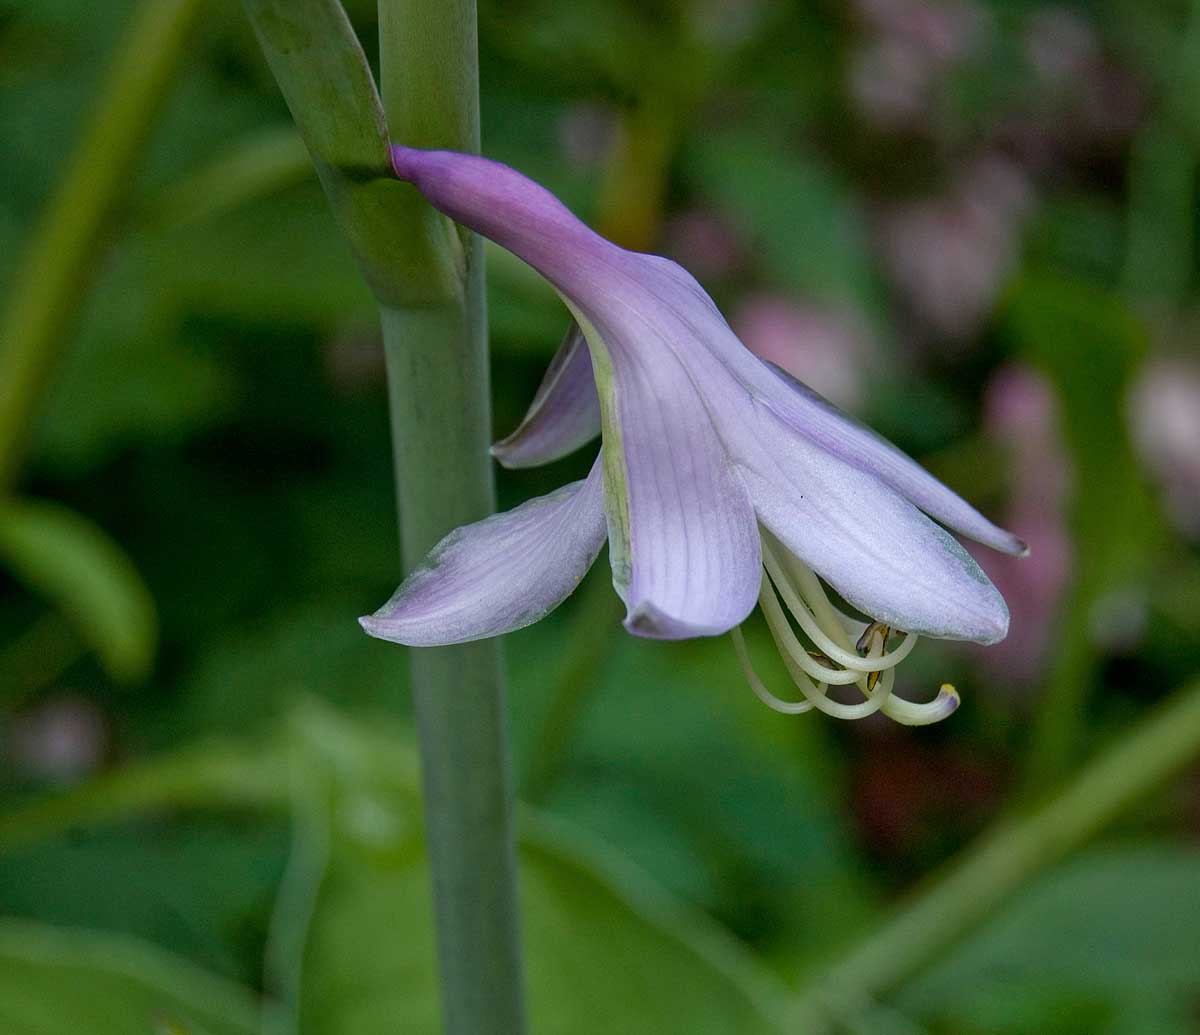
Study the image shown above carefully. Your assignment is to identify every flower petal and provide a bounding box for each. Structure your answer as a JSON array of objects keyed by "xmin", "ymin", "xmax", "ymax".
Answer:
[
  {"xmin": 360, "ymin": 460, "xmax": 606, "ymax": 646},
  {"xmin": 491, "ymin": 322, "xmax": 600, "ymax": 469},
  {"xmin": 614, "ymin": 257, "xmax": 1028, "ymax": 558},
  {"xmin": 726, "ymin": 402, "xmax": 1010, "ymax": 644},
  {"xmin": 390, "ymin": 146, "xmax": 618, "ymax": 285},
  {"xmin": 570, "ymin": 308, "xmax": 761, "ymax": 639},
  {"xmin": 755, "ymin": 363, "xmax": 1028, "ymax": 556}
]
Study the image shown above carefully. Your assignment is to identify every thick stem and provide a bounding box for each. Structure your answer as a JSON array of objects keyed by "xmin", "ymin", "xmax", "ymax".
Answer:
[
  {"xmin": 242, "ymin": 0, "xmax": 525, "ymax": 1026},
  {"xmin": 792, "ymin": 673, "xmax": 1200, "ymax": 1031},
  {"xmin": 380, "ymin": 303, "xmax": 525, "ymax": 1035},
  {"xmin": 0, "ymin": 0, "xmax": 202, "ymax": 492},
  {"xmin": 378, "ymin": 3, "xmax": 526, "ymax": 1031}
]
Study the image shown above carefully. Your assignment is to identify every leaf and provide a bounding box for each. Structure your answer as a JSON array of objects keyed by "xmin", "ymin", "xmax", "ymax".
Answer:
[
  {"xmin": 0, "ymin": 497, "xmax": 157, "ymax": 682},
  {"xmin": 0, "ymin": 822, "xmax": 288, "ymax": 985},
  {"xmin": 34, "ymin": 245, "xmax": 235, "ymax": 472},
  {"xmin": 900, "ymin": 846, "xmax": 1200, "ymax": 1034},
  {"xmin": 1004, "ymin": 275, "xmax": 1158, "ymax": 594},
  {"xmin": 514, "ymin": 624, "xmax": 878, "ymax": 962},
  {"xmin": 0, "ymin": 918, "xmax": 261, "ymax": 1035},
  {"xmin": 681, "ymin": 129, "xmax": 882, "ymax": 318},
  {"xmin": 1002, "ymin": 275, "xmax": 1165, "ymax": 781},
  {"xmin": 274, "ymin": 705, "xmax": 789, "ymax": 1035}
]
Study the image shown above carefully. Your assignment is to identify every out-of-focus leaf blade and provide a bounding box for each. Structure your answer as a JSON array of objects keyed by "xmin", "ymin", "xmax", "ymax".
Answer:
[
  {"xmin": 0, "ymin": 497, "xmax": 157, "ymax": 682},
  {"xmin": 682, "ymin": 128, "xmax": 882, "ymax": 318},
  {"xmin": 1004, "ymin": 275, "xmax": 1164, "ymax": 783},
  {"xmin": 0, "ymin": 823, "xmax": 288, "ymax": 985},
  {"xmin": 141, "ymin": 125, "xmax": 311, "ymax": 229},
  {"xmin": 34, "ymin": 246, "xmax": 234, "ymax": 472},
  {"xmin": 0, "ymin": 918, "xmax": 261, "ymax": 1035},
  {"xmin": 275, "ymin": 704, "xmax": 789, "ymax": 1034},
  {"xmin": 900, "ymin": 846, "xmax": 1200, "ymax": 1033}
]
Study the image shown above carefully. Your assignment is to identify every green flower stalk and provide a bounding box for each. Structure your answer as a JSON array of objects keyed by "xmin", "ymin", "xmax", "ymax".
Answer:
[{"xmin": 241, "ymin": 1, "xmax": 525, "ymax": 1032}]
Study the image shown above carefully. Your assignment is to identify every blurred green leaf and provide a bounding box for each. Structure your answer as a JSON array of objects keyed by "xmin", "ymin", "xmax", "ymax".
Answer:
[
  {"xmin": 682, "ymin": 129, "xmax": 881, "ymax": 318},
  {"xmin": 0, "ymin": 917, "xmax": 261, "ymax": 1035},
  {"xmin": 172, "ymin": 595, "xmax": 405, "ymax": 743},
  {"xmin": 901, "ymin": 846, "xmax": 1200, "ymax": 1034},
  {"xmin": 143, "ymin": 192, "xmax": 375, "ymax": 328},
  {"xmin": 142, "ymin": 125, "xmax": 311, "ymax": 229},
  {"xmin": 273, "ymin": 704, "xmax": 790, "ymax": 1034},
  {"xmin": 33, "ymin": 246, "xmax": 235, "ymax": 473},
  {"xmin": 1005, "ymin": 275, "xmax": 1165, "ymax": 786},
  {"xmin": 0, "ymin": 497, "xmax": 156, "ymax": 682},
  {"xmin": 527, "ymin": 627, "xmax": 878, "ymax": 963},
  {"xmin": 0, "ymin": 822, "xmax": 287, "ymax": 985},
  {"xmin": 1006, "ymin": 275, "xmax": 1157, "ymax": 591}
]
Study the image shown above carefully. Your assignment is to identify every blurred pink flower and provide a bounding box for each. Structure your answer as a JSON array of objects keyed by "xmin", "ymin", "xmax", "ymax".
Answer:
[
  {"xmin": 971, "ymin": 364, "xmax": 1073, "ymax": 687},
  {"xmin": 661, "ymin": 208, "xmax": 746, "ymax": 281},
  {"xmin": 1024, "ymin": 6, "xmax": 1097, "ymax": 87},
  {"xmin": 853, "ymin": 0, "xmax": 989, "ymax": 59},
  {"xmin": 1006, "ymin": 6, "xmax": 1145, "ymax": 157},
  {"xmin": 687, "ymin": 0, "xmax": 767, "ymax": 49},
  {"xmin": 847, "ymin": 37, "xmax": 937, "ymax": 131},
  {"xmin": 878, "ymin": 155, "xmax": 1033, "ymax": 342},
  {"xmin": 1130, "ymin": 356, "xmax": 1200, "ymax": 539},
  {"xmin": 730, "ymin": 295, "xmax": 871, "ymax": 411},
  {"xmin": 848, "ymin": 0, "xmax": 991, "ymax": 131},
  {"xmin": 556, "ymin": 102, "xmax": 620, "ymax": 172},
  {"xmin": 7, "ymin": 693, "xmax": 111, "ymax": 784}
]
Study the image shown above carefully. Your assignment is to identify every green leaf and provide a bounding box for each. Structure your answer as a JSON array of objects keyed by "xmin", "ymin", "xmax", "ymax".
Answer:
[
  {"xmin": 0, "ymin": 822, "xmax": 288, "ymax": 985},
  {"xmin": 514, "ymin": 625, "xmax": 878, "ymax": 963},
  {"xmin": 34, "ymin": 245, "xmax": 234, "ymax": 472},
  {"xmin": 1005, "ymin": 275, "xmax": 1157, "ymax": 595},
  {"xmin": 0, "ymin": 918, "xmax": 261, "ymax": 1035},
  {"xmin": 274, "ymin": 705, "xmax": 789, "ymax": 1035},
  {"xmin": 900, "ymin": 846, "xmax": 1200, "ymax": 1034},
  {"xmin": 141, "ymin": 125, "xmax": 311, "ymax": 229},
  {"xmin": 0, "ymin": 497, "xmax": 157, "ymax": 682},
  {"xmin": 681, "ymin": 129, "xmax": 882, "ymax": 318},
  {"xmin": 1003, "ymin": 275, "xmax": 1165, "ymax": 783}
]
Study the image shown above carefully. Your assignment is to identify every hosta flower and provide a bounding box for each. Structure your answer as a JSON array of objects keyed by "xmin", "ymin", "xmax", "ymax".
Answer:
[{"xmin": 361, "ymin": 146, "xmax": 1027, "ymax": 724}]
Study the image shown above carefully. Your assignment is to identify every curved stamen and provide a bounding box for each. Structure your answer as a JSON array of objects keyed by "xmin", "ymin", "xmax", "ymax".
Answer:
[
  {"xmin": 735, "ymin": 535, "xmax": 964, "ymax": 725},
  {"xmin": 731, "ymin": 626, "xmax": 813, "ymax": 714},
  {"xmin": 758, "ymin": 574, "xmax": 869, "ymax": 686},
  {"xmin": 762, "ymin": 541, "xmax": 918, "ymax": 673},
  {"xmin": 880, "ymin": 684, "xmax": 960, "ymax": 726},
  {"xmin": 760, "ymin": 579, "xmax": 895, "ymax": 719},
  {"xmin": 769, "ymin": 532, "xmax": 864, "ymax": 647}
]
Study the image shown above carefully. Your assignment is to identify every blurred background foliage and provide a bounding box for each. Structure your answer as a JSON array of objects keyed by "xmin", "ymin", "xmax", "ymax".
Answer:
[{"xmin": 1, "ymin": 0, "xmax": 1199, "ymax": 1032}]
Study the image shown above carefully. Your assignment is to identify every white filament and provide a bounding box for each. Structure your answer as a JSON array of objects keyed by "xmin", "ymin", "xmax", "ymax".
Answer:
[{"xmin": 735, "ymin": 533, "xmax": 962, "ymax": 726}]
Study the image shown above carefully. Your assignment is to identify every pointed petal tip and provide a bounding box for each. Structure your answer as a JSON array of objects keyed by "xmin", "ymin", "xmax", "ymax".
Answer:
[
  {"xmin": 990, "ymin": 528, "xmax": 1031, "ymax": 558},
  {"xmin": 359, "ymin": 612, "xmax": 405, "ymax": 645},
  {"xmin": 488, "ymin": 435, "xmax": 531, "ymax": 469},
  {"xmin": 978, "ymin": 617, "xmax": 1009, "ymax": 646},
  {"xmin": 964, "ymin": 588, "xmax": 1012, "ymax": 643}
]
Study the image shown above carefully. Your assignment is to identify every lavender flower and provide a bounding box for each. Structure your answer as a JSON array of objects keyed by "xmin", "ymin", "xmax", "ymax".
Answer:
[{"xmin": 361, "ymin": 147, "xmax": 1027, "ymax": 724}]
